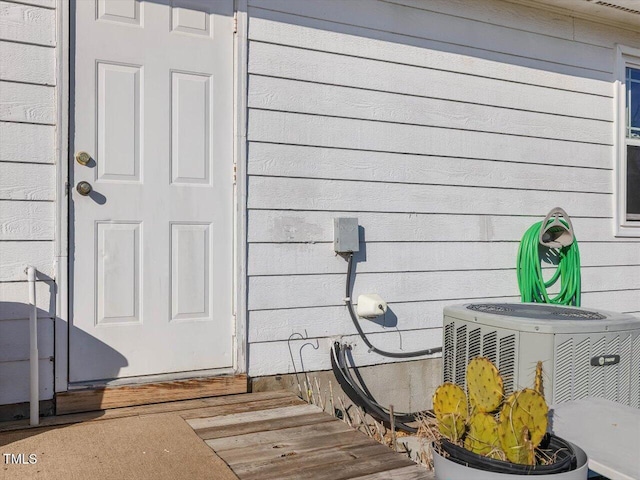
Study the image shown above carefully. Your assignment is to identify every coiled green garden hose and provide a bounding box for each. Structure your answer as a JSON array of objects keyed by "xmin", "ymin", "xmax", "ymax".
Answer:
[{"xmin": 516, "ymin": 220, "xmax": 581, "ymax": 306}]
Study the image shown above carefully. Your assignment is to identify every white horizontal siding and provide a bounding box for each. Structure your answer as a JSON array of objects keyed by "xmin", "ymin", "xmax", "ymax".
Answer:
[
  {"xmin": 248, "ymin": 144, "xmax": 612, "ymax": 193},
  {"xmin": 248, "ymin": 176, "xmax": 611, "ymax": 217},
  {"xmin": 0, "ymin": 41, "xmax": 55, "ymax": 85},
  {"xmin": 248, "ymin": 212, "xmax": 626, "ymax": 243},
  {"xmin": 0, "ymin": 200, "xmax": 54, "ymax": 240},
  {"xmin": 248, "ymin": 42, "xmax": 613, "ymax": 122},
  {"xmin": 0, "ymin": 359, "xmax": 54, "ymax": 404},
  {"xmin": 0, "ymin": 241, "xmax": 54, "ymax": 281},
  {"xmin": 0, "ymin": 317, "xmax": 53, "ymax": 362},
  {"xmin": 248, "ymin": 8, "xmax": 613, "ymax": 89},
  {"xmin": 0, "ymin": 280, "xmax": 55, "ymax": 320},
  {"xmin": 249, "ymin": 110, "xmax": 612, "ymax": 169},
  {"xmin": 0, "ymin": 0, "xmax": 56, "ymax": 405},
  {"xmin": 248, "ymin": 266, "xmax": 640, "ymax": 311},
  {"xmin": 248, "ymin": 242, "xmax": 640, "ymax": 276},
  {"xmin": 0, "ymin": 162, "xmax": 55, "ymax": 200},
  {"xmin": 245, "ymin": 0, "xmax": 640, "ymax": 377},
  {"xmin": 248, "ymin": 290, "xmax": 640, "ymax": 344},
  {"xmin": 0, "ymin": 1, "xmax": 55, "ymax": 46},
  {"xmin": 248, "ymin": 0, "xmax": 612, "ymax": 73},
  {"xmin": 0, "ymin": 81, "xmax": 55, "ymax": 124},
  {"xmin": 0, "ymin": 122, "xmax": 56, "ymax": 164},
  {"xmin": 249, "ymin": 75, "xmax": 611, "ymax": 144}
]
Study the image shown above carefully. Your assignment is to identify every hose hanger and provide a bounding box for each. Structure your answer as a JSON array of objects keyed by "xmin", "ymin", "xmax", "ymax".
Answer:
[
  {"xmin": 539, "ymin": 207, "xmax": 575, "ymax": 249},
  {"xmin": 517, "ymin": 208, "xmax": 581, "ymax": 306}
]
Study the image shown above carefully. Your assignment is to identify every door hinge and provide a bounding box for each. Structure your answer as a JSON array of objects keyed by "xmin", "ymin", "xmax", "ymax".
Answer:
[
  {"xmin": 233, "ymin": 11, "xmax": 238, "ymax": 34},
  {"xmin": 233, "ymin": 163, "xmax": 237, "ymax": 185}
]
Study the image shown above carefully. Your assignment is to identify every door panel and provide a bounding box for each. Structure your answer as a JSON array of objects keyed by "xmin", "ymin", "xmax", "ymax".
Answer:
[{"xmin": 71, "ymin": 0, "xmax": 235, "ymax": 383}]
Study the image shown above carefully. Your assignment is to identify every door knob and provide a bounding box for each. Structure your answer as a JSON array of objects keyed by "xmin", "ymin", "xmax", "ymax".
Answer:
[
  {"xmin": 76, "ymin": 181, "xmax": 92, "ymax": 196},
  {"xmin": 75, "ymin": 151, "xmax": 92, "ymax": 166}
]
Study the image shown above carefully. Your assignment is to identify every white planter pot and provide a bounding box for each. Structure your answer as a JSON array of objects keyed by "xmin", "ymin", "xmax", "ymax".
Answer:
[{"xmin": 431, "ymin": 442, "xmax": 589, "ymax": 480}]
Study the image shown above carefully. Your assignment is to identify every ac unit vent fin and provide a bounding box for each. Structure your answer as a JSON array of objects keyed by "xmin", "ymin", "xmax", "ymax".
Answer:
[
  {"xmin": 443, "ymin": 323, "xmax": 454, "ymax": 383},
  {"xmin": 455, "ymin": 325, "xmax": 467, "ymax": 386},
  {"xmin": 499, "ymin": 334, "xmax": 516, "ymax": 395}
]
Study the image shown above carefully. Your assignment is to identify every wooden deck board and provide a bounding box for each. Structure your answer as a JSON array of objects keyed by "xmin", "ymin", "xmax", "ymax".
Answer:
[
  {"xmin": 195, "ymin": 411, "xmax": 335, "ymax": 440},
  {"xmin": 205, "ymin": 420, "xmax": 354, "ymax": 451},
  {"xmin": 56, "ymin": 374, "xmax": 248, "ymax": 414},
  {"xmin": 186, "ymin": 391, "xmax": 435, "ymax": 479},
  {"xmin": 0, "ymin": 389, "xmax": 293, "ymax": 433}
]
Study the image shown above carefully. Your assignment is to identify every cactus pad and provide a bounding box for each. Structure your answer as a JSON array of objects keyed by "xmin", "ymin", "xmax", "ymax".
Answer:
[
  {"xmin": 534, "ymin": 361, "xmax": 545, "ymax": 398},
  {"xmin": 498, "ymin": 389, "xmax": 548, "ymax": 464},
  {"xmin": 433, "ymin": 383, "xmax": 467, "ymax": 441},
  {"xmin": 464, "ymin": 412, "xmax": 501, "ymax": 457},
  {"xmin": 466, "ymin": 357, "xmax": 504, "ymax": 413}
]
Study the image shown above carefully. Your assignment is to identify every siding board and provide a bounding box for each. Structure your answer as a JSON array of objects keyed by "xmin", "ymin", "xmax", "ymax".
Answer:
[
  {"xmin": 0, "ymin": 41, "xmax": 54, "ymax": 85},
  {"xmin": 383, "ymin": 0, "xmax": 575, "ymax": 41},
  {"xmin": 248, "ymin": 9, "xmax": 613, "ymax": 86},
  {"xmin": 249, "ymin": 329, "xmax": 442, "ymax": 376},
  {"xmin": 248, "ymin": 266, "xmax": 640, "ymax": 311},
  {"xmin": 0, "ymin": 241, "xmax": 54, "ymax": 281},
  {"xmin": 248, "ymin": 75, "xmax": 611, "ymax": 144},
  {"xmin": 0, "ymin": 317, "xmax": 53, "ymax": 362},
  {"xmin": 0, "ymin": 1, "xmax": 55, "ymax": 46},
  {"xmin": 0, "ymin": 81, "xmax": 55, "ymax": 124},
  {"xmin": 0, "ymin": 280, "xmax": 55, "ymax": 320},
  {"xmin": 247, "ymin": 211, "xmax": 627, "ymax": 243},
  {"xmin": 0, "ymin": 200, "xmax": 54, "ymax": 240},
  {"xmin": 248, "ymin": 0, "xmax": 612, "ymax": 73},
  {"xmin": 247, "ymin": 176, "xmax": 611, "ymax": 218},
  {"xmin": 248, "ymin": 242, "xmax": 640, "ymax": 276},
  {"xmin": 0, "ymin": 162, "xmax": 55, "ymax": 200},
  {"xmin": 248, "ymin": 110, "xmax": 612, "ymax": 169},
  {"xmin": 0, "ymin": 359, "xmax": 54, "ymax": 404},
  {"xmin": 248, "ymin": 143, "xmax": 612, "ymax": 194},
  {"xmin": 248, "ymin": 289, "xmax": 640, "ymax": 344},
  {"xmin": 0, "ymin": 122, "xmax": 55, "ymax": 164},
  {"xmin": 248, "ymin": 42, "xmax": 613, "ymax": 122}
]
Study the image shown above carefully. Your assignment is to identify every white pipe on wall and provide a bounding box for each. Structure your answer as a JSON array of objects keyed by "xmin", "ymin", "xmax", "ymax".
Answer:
[{"xmin": 25, "ymin": 266, "xmax": 39, "ymax": 426}]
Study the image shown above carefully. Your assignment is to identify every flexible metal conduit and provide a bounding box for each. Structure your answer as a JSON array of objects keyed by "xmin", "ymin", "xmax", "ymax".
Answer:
[{"xmin": 25, "ymin": 266, "xmax": 39, "ymax": 426}]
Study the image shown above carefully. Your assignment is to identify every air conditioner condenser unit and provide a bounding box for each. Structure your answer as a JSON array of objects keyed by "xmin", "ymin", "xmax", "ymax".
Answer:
[{"xmin": 442, "ymin": 303, "xmax": 640, "ymax": 408}]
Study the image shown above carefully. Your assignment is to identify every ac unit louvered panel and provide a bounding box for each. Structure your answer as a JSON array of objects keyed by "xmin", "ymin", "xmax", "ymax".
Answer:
[
  {"xmin": 605, "ymin": 336, "xmax": 620, "ymax": 402},
  {"xmin": 499, "ymin": 335, "xmax": 516, "ymax": 395},
  {"xmin": 619, "ymin": 335, "xmax": 632, "ymax": 405},
  {"xmin": 574, "ymin": 338, "xmax": 590, "ymax": 400},
  {"xmin": 443, "ymin": 323, "xmax": 454, "ymax": 383},
  {"xmin": 455, "ymin": 325, "xmax": 467, "ymax": 386},
  {"xmin": 555, "ymin": 338, "xmax": 573, "ymax": 404},
  {"xmin": 469, "ymin": 328, "xmax": 481, "ymax": 360},
  {"xmin": 632, "ymin": 335, "xmax": 640, "ymax": 409},
  {"xmin": 483, "ymin": 331, "xmax": 497, "ymax": 365},
  {"xmin": 590, "ymin": 337, "xmax": 606, "ymax": 399}
]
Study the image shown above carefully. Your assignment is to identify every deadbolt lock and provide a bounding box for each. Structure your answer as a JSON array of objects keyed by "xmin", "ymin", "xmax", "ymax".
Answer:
[
  {"xmin": 75, "ymin": 151, "xmax": 92, "ymax": 166},
  {"xmin": 76, "ymin": 181, "xmax": 92, "ymax": 196}
]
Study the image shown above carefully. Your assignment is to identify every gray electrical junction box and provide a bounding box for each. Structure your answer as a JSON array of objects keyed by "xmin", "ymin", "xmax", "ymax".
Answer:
[{"xmin": 333, "ymin": 217, "xmax": 360, "ymax": 253}]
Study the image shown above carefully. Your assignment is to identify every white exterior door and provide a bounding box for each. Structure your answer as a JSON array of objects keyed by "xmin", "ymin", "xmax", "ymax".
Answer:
[{"xmin": 70, "ymin": 0, "xmax": 235, "ymax": 383}]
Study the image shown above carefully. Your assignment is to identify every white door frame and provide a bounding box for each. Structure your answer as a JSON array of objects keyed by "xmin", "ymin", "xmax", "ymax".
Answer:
[{"xmin": 54, "ymin": 0, "xmax": 249, "ymax": 392}]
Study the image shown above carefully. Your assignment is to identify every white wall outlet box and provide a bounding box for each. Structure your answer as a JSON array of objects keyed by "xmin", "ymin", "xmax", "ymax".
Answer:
[
  {"xmin": 333, "ymin": 217, "xmax": 360, "ymax": 253},
  {"xmin": 356, "ymin": 294, "xmax": 387, "ymax": 319}
]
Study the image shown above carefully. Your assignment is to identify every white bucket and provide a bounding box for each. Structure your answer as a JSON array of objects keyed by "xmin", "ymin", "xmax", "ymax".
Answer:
[{"xmin": 432, "ymin": 442, "xmax": 588, "ymax": 480}]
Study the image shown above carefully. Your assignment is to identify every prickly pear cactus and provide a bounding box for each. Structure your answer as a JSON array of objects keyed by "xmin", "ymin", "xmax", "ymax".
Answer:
[
  {"xmin": 464, "ymin": 412, "xmax": 500, "ymax": 457},
  {"xmin": 534, "ymin": 361, "xmax": 544, "ymax": 398},
  {"xmin": 466, "ymin": 357, "xmax": 504, "ymax": 413},
  {"xmin": 498, "ymin": 389, "xmax": 548, "ymax": 464},
  {"xmin": 433, "ymin": 383, "xmax": 467, "ymax": 442}
]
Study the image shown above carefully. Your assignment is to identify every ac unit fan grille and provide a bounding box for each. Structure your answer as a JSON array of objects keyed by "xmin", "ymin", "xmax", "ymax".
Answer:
[{"xmin": 467, "ymin": 303, "xmax": 606, "ymax": 320}]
